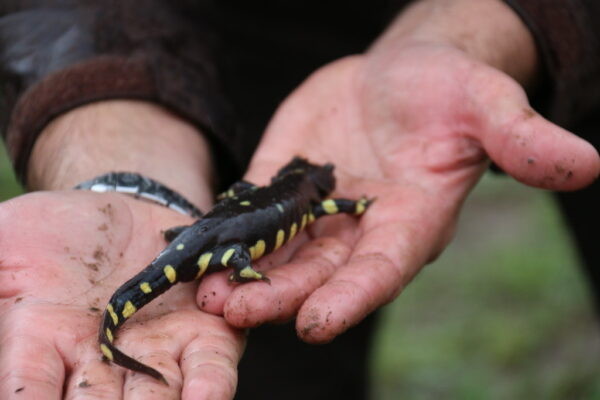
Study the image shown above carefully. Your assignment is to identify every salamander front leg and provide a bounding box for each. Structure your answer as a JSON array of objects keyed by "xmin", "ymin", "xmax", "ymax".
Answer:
[
  {"xmin": 312, "ymin": 196, "xmax": 374, "ymax": 219},
  {"xmin": 163, "ymin": 225, "xmax": 190, "ymax": 242}
]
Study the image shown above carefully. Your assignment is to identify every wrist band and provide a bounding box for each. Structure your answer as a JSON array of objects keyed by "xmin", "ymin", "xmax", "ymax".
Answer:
[{"xmin": 74, "ymin": 172, "xmax": 203, "ymax": 218}]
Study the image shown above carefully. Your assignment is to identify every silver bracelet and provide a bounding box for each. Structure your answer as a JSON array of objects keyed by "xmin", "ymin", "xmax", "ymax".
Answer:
[{"xmin": 74, "ymin": 172, "xmax": 203, "ymax": 218}]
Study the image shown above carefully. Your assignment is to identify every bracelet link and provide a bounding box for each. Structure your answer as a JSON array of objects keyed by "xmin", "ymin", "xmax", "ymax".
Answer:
[{"xmin": 74, "ymin": 172, "xmax": 203, "ymax": 218}]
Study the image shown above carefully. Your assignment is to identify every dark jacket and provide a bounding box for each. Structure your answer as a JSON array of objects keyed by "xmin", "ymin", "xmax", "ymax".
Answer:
[{"xmin": 1, "ymin": 1, "xmax": 599, "ymax": 184}]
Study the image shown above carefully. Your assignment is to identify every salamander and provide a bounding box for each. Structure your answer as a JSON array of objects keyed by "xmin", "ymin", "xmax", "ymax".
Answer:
[{"xmin": 98, "ymin": 157, "xmax": 373, "ymax": 384}]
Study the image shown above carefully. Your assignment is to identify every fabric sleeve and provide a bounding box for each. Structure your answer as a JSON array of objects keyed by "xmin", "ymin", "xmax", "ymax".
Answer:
[
  {"xmin": 502, "ymin": 0, "xmax": 600, "ymax": 132},
  {"xmin": 0, "ymin": 1, "xmax": 239, "ymax": 184}
]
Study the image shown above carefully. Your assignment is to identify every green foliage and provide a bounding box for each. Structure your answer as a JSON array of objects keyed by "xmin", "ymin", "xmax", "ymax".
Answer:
[
  {"xmin": 0, "ymin": 143, "xmax": 23, "ymax": 200},
  {"xmin": 371, "ymin": 173, "xmax": 600, "ymax": 399}
]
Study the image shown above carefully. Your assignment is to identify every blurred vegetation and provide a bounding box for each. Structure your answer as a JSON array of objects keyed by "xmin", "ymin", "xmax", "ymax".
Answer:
[
  {"xmin": 0, "ymin": 143, "xmax": 22, "ymax": 200},
  {"xmin": 371, "ymin": 173, "xmax": 600, "ymax": 399},
  {"xmin": 0, "ymin": 142, "xmax": 597, "ymax": 398}
]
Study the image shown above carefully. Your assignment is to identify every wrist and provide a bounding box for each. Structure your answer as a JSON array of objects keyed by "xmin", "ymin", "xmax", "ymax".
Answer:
[
  {"xmin": 371, "ymin": 0, "xmax": 538, "ymax": 87},
  {"xmin": 28, "ymin": 100, "xmax": 214, "ymax": 209}
]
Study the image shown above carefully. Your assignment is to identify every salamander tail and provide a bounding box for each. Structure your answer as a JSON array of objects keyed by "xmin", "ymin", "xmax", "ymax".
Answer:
[{"xmin": 99, "ymin": 312, "xmax": 169, "ymax": 385}]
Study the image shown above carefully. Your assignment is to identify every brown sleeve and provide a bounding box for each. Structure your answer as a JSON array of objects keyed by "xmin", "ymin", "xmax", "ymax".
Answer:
[
  {"xmin": 0, "ymin": 1, "xmax": 239, "ymax": 184},
  {"xmin": 503, "ymin": 0, "xmax": 600, "ymax": 132}
]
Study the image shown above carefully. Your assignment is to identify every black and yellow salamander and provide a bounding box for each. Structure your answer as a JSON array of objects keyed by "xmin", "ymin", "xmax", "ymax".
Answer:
[{"xmin": 97, "ymin": 157, "xmax": 373, "ymax": 384}]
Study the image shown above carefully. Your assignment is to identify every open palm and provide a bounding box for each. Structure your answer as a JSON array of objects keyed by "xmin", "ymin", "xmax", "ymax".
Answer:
[
  {"xmin": 0, "ymin": 191, "xmax": 244, "ymax": 400},
  {"xmin": 208, "ymin": 44, "xmax": 599, "ymax": 343}
]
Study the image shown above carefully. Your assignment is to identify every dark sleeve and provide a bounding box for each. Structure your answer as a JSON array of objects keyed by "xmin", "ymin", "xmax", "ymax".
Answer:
[
  {"xmin": 0, "ymin": 0, "xmax": 239, "ymax": 184},
  {"xmin": 503, "ymin": 0, "xmax": 600, "ymax": 133}
]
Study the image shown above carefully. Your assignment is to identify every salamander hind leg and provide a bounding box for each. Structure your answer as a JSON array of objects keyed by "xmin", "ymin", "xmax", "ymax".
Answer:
[
  {"xmin": 213, "ymin": 243, "xmax": 271, "ymax": 284},
  {"xmin": 216, "ymin": 180, "xmax": 257, "ymax": 201},
  {"xmin": 312, "ymin": 196, "xmax": 374, "ymax": 219}
]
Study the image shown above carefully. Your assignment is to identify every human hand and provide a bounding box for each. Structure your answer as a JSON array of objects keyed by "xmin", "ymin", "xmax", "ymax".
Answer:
[
  {"xmin": 0, "ymin": 191, "xmax": 244, "ymax": 399},
  {"xmin": 197, "ymin": 1, "xmax": 599, "ymax": 343}
]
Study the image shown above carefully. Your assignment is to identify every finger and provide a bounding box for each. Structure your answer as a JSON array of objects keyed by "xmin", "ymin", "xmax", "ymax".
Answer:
[
  {"xmin": 118, "ymin": 322, "xmax": 184, "ymax": 400},
  {"xmin": 114, "ymin": 311, "xmax": 241, "ymax": 399},
  {"xmin": 196, "ymin": 271, "xmax": 235, "ymax": 314},
  {"xmin": 180, "ymin": 324, "xmax": 245, "ymax": 400},
  {"xmin": 59, "ymin": 312, "xmax": 125, "ymax": 399},
  {"xmin": 295, "ymin": 196, "xmax": 447, "ymax": 343},
  {"xmin": 0, "ymin": 333, "xmax": 65, "ymax": 399},
  {"xmin": 223, "ymin": 212, "xmax": 360, "ymax": 327},
  {"xmin": 197, "ymin": 230, "xmax": 311, "ymax": 315},
  {"xmin": 123, "ymin": 351, "xmax": 181, "ymax": 400},
  {"xmin": 64, "ymin": 353, "xmax": 124, "ymax": 400},
  {"xmin": 472, "ymin": 70, "xmax": 600, "ymax": 190},
  {"xmin": 224, "ymin": 236, "xmax": 352, "ymax": 327}
]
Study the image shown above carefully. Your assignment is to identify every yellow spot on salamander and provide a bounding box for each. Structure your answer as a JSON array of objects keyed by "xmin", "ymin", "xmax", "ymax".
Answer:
[
  {"xmin": 355, "ymin": 198, "xmax": 368, "ymax": 215},
  {"xmin": 106, "ymin": 328, "xmax": 114, "ymax": 343},
  {"xmin": 239, "ymin": 266, "xmax": 264, "ymax": 280},
  {"xmin": 322, "ymin": 199, "xmax": 339, "ymax": 214},
  {"xmin": 107, "ymin": 304, "xmax": 118, "ymax": 326},
  {"xmin": 164, "ymin": 265, "xmax": 176, "ymax": 283},
  {"xmin": 100, "ymin": 343, "xmax": 114, "ymax": 361},
  {"xmin": 250, "ymin": 240, "xmax": 266, "ymax": 260},
  {"xmin": 289, "ymin": 222, "xmax": 298, "ymax": 241},
  {"xmin": 197, "ymin": 252, "xmax": 212, "ymax": 278},
  {"xmin": 176, "ymin": 243, "xmax": 185, "ymax": 250},
  {"xmin": 140, "ymin": 282, "xmax": 152, "ymax": 294},
  {"xmin": 308, "ymin": 212, "xmax": 315, "ymax": 223},
  {"xmin": 221, "ymin": 248, "xmax": 236, "ymax": 267},
  {"xmin": 300, "ymin": 214, "xmax": 308, "ymax": 230},
  {"xmin": 274, "ymin": 229, "xmax": 285, "ymax": 250},
  {"xmin": 240, "ymin": 200, "xmax": 251, "ymax": 206},
  {"xmin": 122, "ymin": 300, "xmax": 137, "ymax": 319}
]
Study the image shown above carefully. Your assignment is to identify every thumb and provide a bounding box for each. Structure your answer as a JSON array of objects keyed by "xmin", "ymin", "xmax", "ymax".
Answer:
[{"xmin": 475, "ymin": 76, "xmax": 599, "ymax": 191}]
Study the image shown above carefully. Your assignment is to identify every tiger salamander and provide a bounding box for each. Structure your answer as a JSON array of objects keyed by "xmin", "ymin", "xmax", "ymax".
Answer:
[{"xmin": 98, "ymin": 157, "xmax": 373, "ymax": 384}]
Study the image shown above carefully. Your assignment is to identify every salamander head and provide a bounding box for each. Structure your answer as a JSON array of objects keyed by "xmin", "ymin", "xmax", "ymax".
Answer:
[{"xmin": 276, "ymin": 156, "xmax": 336, "ymax": 196}]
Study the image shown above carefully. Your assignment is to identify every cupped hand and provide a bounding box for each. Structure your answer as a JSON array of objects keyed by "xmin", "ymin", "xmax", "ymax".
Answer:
[
  {"xmin": 0, "ymin": 191, "xmax": 244, "ymax": 400},
  {"xmin": 197, "ymin": 44, "xmax": 599, "ymax": 343}
]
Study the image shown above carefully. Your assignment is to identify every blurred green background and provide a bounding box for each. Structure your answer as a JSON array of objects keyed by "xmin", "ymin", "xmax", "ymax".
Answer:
[
  {"xmin": 370, "ymin": 172, "xmax": 600, "ymax": 399},
  {"xmin": 0, "ymin": 143, "xmax": 598, "ymax": 399},
  {"xmin": 0, "ymin": 144, "xmax": 22, "ymax": 200}
]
